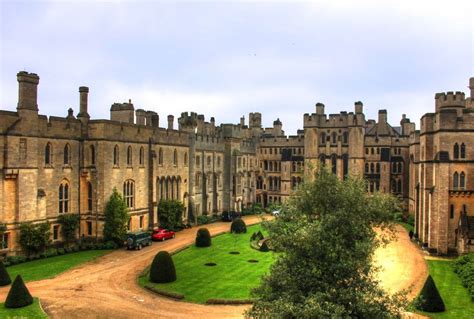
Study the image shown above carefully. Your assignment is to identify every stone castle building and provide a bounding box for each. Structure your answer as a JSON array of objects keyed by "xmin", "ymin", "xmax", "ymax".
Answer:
[{"xmin": 0, "ymin": 71, "xmax": 472, "ymax": 255}]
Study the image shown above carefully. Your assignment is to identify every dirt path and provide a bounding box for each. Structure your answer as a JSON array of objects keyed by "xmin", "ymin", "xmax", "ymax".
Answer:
[{"xmin": 0, "ymin": 219, "xmax": 428, "ymax": 318}]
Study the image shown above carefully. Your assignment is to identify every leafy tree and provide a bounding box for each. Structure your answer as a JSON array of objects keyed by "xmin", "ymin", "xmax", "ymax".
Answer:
[
  {"xmin": 0, "ymin": 260, "xmax": 11, "ymax": 286},
  {"xmin": 5, "ymin": 275, "xmax": 33, "ymax": 308},
  {"xmin": 150, "ymin": 251, "xmax": 176, "ymax": 283},
  {"xmin": 414, "ymin": 275, "xmax": 446, "ymax": 312},
  {"xmin": 18, "ymin": 222, "xmax": 51, "ymax": 256},
  {"xmin": 158, "ymin": 199, "xmax": 184, "ymax": 230},
  {"xmin": 103, "ymin": 188, "xmax": 129, "ymax": 246},
  {"xmin": 57, "ymin": 214, "xmax": 80, "ymax": 247},
  {"xmin": 247, "ymin": 167, "xmax": 404, "ymax": 318}
]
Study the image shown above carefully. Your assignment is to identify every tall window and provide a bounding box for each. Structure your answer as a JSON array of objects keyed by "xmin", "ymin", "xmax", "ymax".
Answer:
[
  {"xmin": 365, "ymin": 163, "xmax": 369, "ymax": 173},
  {"xmin": 454, "ymin": 143, "xmax": 459, "ymax": 159},
  {"xmin": 87, "ymin": 182, "xmax": 93, "ymax": 212},
  {"xmin": 370, "ymin": 163, "xmax": 374, "ymax": 173},
  {"xmin": 453, "ymin": 172, "xmax": 459, "ymax": 189},
  {"xmin": 59, "ymin": 181, "xmax": 69, "ymax": 213},
  {"xmin": 217, "ymin": 156, "xmax": 220, "ymax": 167},
  {"xmin": 139, "ymin": 147, "xmax": 144, "ymax": 165},
  {"xmin": 320, "ymin": 132, "xmax": 326, "ymax": 144},
  {"xmin": 45, "ymin": 143, "xmax": 52, "ymax": 165},
  {"xmin": 158, "ymin": 148, "xmax": 163, "ymax": 165},
  {"xmin": 90, "ymin": 145, "xmax": 96, "ymax": 165},
  {"xmin": 113, "ymin": 145, "xmax": 119, "ymax": 166},
  {"xmin": 1, "ymin": 233, "xmax": 9, "ymax": 249},
  {"xmin": 376, "ymin": 163, "xmax": 380, "ymax": 173},
  {"xmin": 196, "ymin": 156, "xmax": 200, "ymax": 166},
  {"xmin": 63, "ymin": 144, "xmax": 70, "ymax": 165},
  {"xmin": 460, "ymin": 172, "xmax": 466, "ymax": 189},
  {"xmin": 460, "ymin": 143, "xmax": 466, "ymax": 159},
  {"xmin": 123, "ymin": 180, "xmax": 135, "ymax": 208},
  {"xmin": 343, "ymin": 132, "xmax": 348, "ymax": 144},
  {"xmin": 332, "ymin": 132, "xmax": 337, "ymax": 144},
  {"xmin": 331, "ymin": 154, "xmax": 337, "ymax": 175},
  {"xmin": 184, "ymin": 152, "xmax": 188, "ymax": 166},
  {"xmin": 127, "ymin": 146, "xmax": 132, "ymax": 166},
  {"xmin": 174, "ymin": 149, "xmax": 178, "ymax": 166},
  {"xmin": 450, "ymin": 204, "xmax": 454, "ymax": 219}
]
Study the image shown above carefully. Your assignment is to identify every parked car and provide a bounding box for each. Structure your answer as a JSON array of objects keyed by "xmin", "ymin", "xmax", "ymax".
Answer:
[
  {"xmin": 221, "ymin": 211, "xmax": 240, "ymax": 222},
  {"xmin": 126, "ymin": 231, "xmax": 152, "ymax": 250},
  {"xmin": 152, "ymin": 228, "xmax": 176, "ymax": 241}
]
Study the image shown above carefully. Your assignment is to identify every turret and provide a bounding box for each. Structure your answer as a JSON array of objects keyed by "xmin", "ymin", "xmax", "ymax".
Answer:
[
  {"xmin": 249, "ymin": 112, "xmax": 262, "ymax": 128},
  {"xmin": 110, "ymin": 99, "xmax": 134, "ymax": 123},
  {"xmin": 135, "ymin": 109, "xmax": 146, "ymax": 125},
  {"xmin": 469, "ymin": 77, "xmax": 474, "ymax": 99},
  {"xmin": 273, "ymin": 118, "xmax": 283, "ymax": 136},
  {"xmin": 17, "ymin": 71, "xmax": 39, "ymax": 112}
]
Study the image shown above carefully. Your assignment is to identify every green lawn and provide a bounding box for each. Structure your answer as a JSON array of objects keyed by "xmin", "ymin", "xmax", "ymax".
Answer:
[
  {"xmin": 7, "ymin": 250, "xmax": 111, "ymax": 282},
  {"xmin": 0, "ymin": 298, "xmax": 47, "ymax": 319},
  {"xmin": 139, "ymin": 224, "xmax": 276, "ymax": 303},
  {"xmin": 418, "ymin": 260, "xmax": 474, "ymax": 319}
]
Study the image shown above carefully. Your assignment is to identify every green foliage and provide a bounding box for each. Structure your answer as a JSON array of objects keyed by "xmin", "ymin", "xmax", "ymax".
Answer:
[
  {"xmin": 5, "ymin": 275, "xmax": 33, "ymax": 308},
  {"xmin": 0, "ymin": 261, "xmax": 11, "ymax": 286},
  {"xmin": 248, "ymin": 167, "xmax": 404, "ymax": 318},
  {"xmin": 18, "ymin": 222, "xmax": 51, "ymax": 256},
  {"xmin": 197, "ymin": 215, "xmax": 211, "ymax": 225},
  {"xmin": 259, "ymin": 241, "xmax": 270, "ymax": 252},
  {"xmin": 265, "ymin": 202, "xmax": 281, "ymax": 213},
  {"xmin": 149, "ymin": 251, "xmax": 176, "ymax": 283},
  {"xmin": 195, "ymin": 228, "xmax": 212, "ymax": 247},
  {"xmin": 57, "ymin": 214, "xmax": 80, "ymax": 246},
  {"xmin": 231, "ymin": 218, "xmax": 247, "ymax": 234},
  {"xmin": 415, "ymin": 275, "xmax": 446, "ymax": 313},
  {"xmin": 158, "ymin": 199, "xmax": 184, "ymax": 230},
  {"xmin": 103, "ymin": 188, "xmax": 129, "ymax": 246},
  {"xmin": 453, "ymin": 253, "xmax": 474, "ymax": 299}
]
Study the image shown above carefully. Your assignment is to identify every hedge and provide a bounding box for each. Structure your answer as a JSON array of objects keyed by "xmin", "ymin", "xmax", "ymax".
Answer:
[
  {"xmin": 453, "ymin": 253, "xmax": 474, "ymax": 299},
  {"xmin": 150, "ymin": 251, "xmax": 177, "ymax": 283},
  {"xmin": 195, "ymin": 228, "xmax": 212, "ymax": 247},
  {"xmin": 230, "ymin": 218, "xmax": 247, "ymax": 234}
]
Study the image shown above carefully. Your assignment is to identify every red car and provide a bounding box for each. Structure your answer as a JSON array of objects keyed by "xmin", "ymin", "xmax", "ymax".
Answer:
[{"xmin": 152, "ymin": 228, "xmax": 176, "ymax": 241}]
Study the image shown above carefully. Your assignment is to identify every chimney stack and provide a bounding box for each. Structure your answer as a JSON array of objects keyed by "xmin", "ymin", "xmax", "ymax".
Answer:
[
  {"xmin": 17, "ymin": 71, "xmax": 39, "ymax": 112},
  {"xmin": 167, "ymin": 115, "xmax": 174, "ymax": 130},
  {"xmin": 355, "ymin": 101, "xmax": 363, "ymax": 114},
  {"xmin": 77, "ymin": 86, "xmax": 90, "ymax": 119},
  {"xmin": 315, "ymin": 102, "xmax": 325, "ymax": 115},
  {"xmin": 378, "ymin": 109, "xmax": 387, "ymax": 123},
  {"xmin": 469, "ymin": 77, "xmax": 474, "ymax": 99}
]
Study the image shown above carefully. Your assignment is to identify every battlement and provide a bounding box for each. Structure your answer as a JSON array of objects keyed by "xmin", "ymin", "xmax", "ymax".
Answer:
[{"xmin": 435, "ymin": 91, "xmax": 465, "ymax": 110}]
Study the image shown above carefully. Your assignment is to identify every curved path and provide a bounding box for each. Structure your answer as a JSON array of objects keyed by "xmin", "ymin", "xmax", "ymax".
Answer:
[{"xmin": 0, "ymin": 219, "xmax": 427, "ymax": 318}]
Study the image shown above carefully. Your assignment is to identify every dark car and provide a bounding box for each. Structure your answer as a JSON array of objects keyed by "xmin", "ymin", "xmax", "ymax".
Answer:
[
  {"xmin": 152, "ymin": 228, "xmax": 176, "ymax": 241},
  {"xmin": 221, "ymin": 211, "xmax": 240, "ymax": 222},
  {"xmin": 126, "ymin": 231, "xmax": 152, "ymax": 250}
]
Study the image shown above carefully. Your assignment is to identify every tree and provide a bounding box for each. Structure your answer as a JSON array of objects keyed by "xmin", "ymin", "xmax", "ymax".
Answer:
[
  {"xmin": 0, "ymin": 260, "xmax": 11, "ymax": 286},
  {"xmin": 57, "ymin": 214, "xmax": 80, "ymax": 247},
  {"xmin": 150, "ymin": 251, "xmax": 176, "ymax": 283},
  {"xmin": 5, "ymin": 275, "xmax": 33, "ymax": 308},
  {"xmin": 414, "ymin": 275, "xmax": 445, "ymax": 312},
  {"xmin": 158, "ymin": 199, "xmax": 184, "ymax": 230},
  {"xmin": 103, "ymin": 188, "xmax": 129, "ymax": 246},
  {"xmin": 18, "ymin": 222, "xmax": 51, "ymax": 256},
  {"xmin": 248, "ymin": 167, "xmax": 404, "ymax": 318}
]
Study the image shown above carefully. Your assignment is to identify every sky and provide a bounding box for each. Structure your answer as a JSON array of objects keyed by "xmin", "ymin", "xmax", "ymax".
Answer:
[{"xmin": 1, "ymin": 0, "xmax": 473, "ymax": 135}]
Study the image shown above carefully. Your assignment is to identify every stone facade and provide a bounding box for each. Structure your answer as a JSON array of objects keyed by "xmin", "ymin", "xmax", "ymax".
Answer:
[{"xmin": 0, "ymin": 71, "xmax": 472, "ymax": 256}]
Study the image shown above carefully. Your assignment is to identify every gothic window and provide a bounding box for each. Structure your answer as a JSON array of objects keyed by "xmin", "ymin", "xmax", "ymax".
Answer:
[
  {"xmin": 460, "ymin": 172, "xmax": 466, "ymax": 189},
  {"xmin": 207, "ymin": 155, "xmax": 211, "ymax": 166},
  {"xmin": 123, "ymin": 180, "xmax": 135, "ymax": 208},
  {"xmin": 59, "ymin": 181, "xmax": 69, "ymax": 213},
  {"xmin": 184, "ymin": 152, "xmax": 188, "ymax": 166},
  {"xmin": 174, "ymin": 149, "xmax": 178, "ymax": 166},
  {"xmin": 342, "ymin": 154, "xmax": 349, "ymax": 179},
  {"xmin": 343, "ymin": 132, "xmax": 348, "ymax": 144},
  {"xmin": 90, "ymin": 145, "xmax": 96, "ymax": 165},
  {"xmin": 113, "ymin": 145, "xmax": 119, "ymax": 166},
  {"xmin": 454, "ymin": 143, "xmax": 459, "ymax": 159},
  {"xmin": 453, "ymin": 172, "xmax": 459, "ymax": 189},
  {"xmin": 87, "ymin": 182, "xmax": 93, "ymax": 212},
  {"xmin": 460, "ymin": 143, "xmax": 466, "ymax": 159},
  {"xmin": 370, "ymin": 163, "xmax": 374, "ymax": 173},
  {"xmin": 331, "ymin": 154, "xmax": 337, "ymax": 175},
  {"xmin": 45, "ymin": 143, "xmax": 53, "ymax": 165},
  {"xmin": 127, "ymin": 146, "xmax": 132, "ymax": 166},
  {"xmin": 332, "ymin": 132, "xmax": 337, "ymax": 144},
  {"xmin": 365, "ymin": 148, "xmax": 369, "ymax": 155},
  {"xmin": 139, "ymin": 147, "xmax": 144, "ymax": 166},
  {"xmin": 371, "ymin": 148, "xmax": 374, "ymax": 155},
  {"xmin": 365, "ymin": 163, "xmax": 369, "ymax": 173},
  {"xmin": 196, "ymin": 155, "xmax": 200, "ymax": 166},
  {"xmin": 319, "ymin": 154, "xmax": 326, "ymax": 166},
  {"xmin": 158, "ymin": 148, "xmax": 163, "ymax": 165},
  {"xmin": 63, "ymin": 144, "xmax": 70, "ymax": 165},
  {"xmin": 217, "ymin": 156, "xmax": 220, "ymax": 167},
  {"xmin": 376, "ymin": 163, "xmax": 380, "ymax": 173}
]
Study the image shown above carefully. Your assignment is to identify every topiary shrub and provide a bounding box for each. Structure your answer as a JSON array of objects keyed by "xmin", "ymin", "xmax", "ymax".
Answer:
[
  {"xmin": 0, "ymin": 261, "xmax": 11, "ymax": 286},
  {"xmin": 5, "ymin": 275, "xmax": 33, "ymax": 308},
  {"xmin": 260, "ymin": 241, "xmax": 270, "ymax": 252},
  {"xmin": 230, "ymin": 218, "xmax": 247, "ymax": 234},
  {"xmin": 415, "ymin": 275, "xmax": 445, "ymax": 312},
  {"xmin": 195, "ymin": 228, "xmax": 211, "ymax": 247},
  {"xmin": 149, "ymin": 251, "xmax": 176, "ymax": 283}
]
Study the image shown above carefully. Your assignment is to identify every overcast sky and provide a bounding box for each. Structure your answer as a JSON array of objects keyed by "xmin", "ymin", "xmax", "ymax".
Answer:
[{"xmin": 1, "ymin": 0, "xmax": 473, "ymax": 135}]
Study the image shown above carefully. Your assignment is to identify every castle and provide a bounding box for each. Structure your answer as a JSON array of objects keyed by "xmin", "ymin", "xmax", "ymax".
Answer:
[{"xmin": 0, "ymin": 71, "xmax": 472, "ymax": 255}]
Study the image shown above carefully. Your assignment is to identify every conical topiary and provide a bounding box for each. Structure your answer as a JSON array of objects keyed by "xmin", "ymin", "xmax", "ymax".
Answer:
[
  {"xmin": 0, "ymin": 260, "xmax": 11, "ymax": 286},
  {"xmin": 149, "ymin": 251, "xmax": 176, "ymax": 283},
  {"xmin": 415, "ymin": 275, "xmax": 445, "ymax": 312},
  {"xmin": 195, "ymin": 228, "xmax": 211, "ymax": 247},
  {"xmin": 230, "ymin": 218, "xmax": 247, "ymax": 234},
  {"xmin": 260, "ymin": 240, "xmax": 270, "ymax": 252},
  {"xmin": 5, "ymin": 275, "xmax": 33, "ymax": 308}
]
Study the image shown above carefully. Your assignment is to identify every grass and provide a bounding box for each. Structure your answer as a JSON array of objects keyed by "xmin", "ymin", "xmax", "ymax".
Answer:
[
  {"xmin": 139, "ymin": 224, "xmax": 276, "ymax": 303},
  {"xmin": 6, "ymin": 250, "xmax": 111, "ymax": 282},
  {"xmin": 417, "ymin": 260, "xmax": 474, "ymax": 319},
  {"xmin": 0, "ymin": 298, "xmax": 48, "ymax": 318}
]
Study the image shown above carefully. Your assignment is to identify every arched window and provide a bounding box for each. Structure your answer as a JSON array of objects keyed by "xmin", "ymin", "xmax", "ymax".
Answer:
[
  {"xmin": 113, "ymin": 145, "xmax": 119, "ymax": 166},
  {"xmin": 320, "ymin": 132, "xmax": 326, "ymax": 144},
  {"xmin": 460, "ymin": 172, "xmax": 466, "ymax": 189},
  {"xmin": 207, "ymin": 155, "xmax": 211, "ymax": 166},
  {"xmin": 217, "ymin": 156, "xmax": 220, "ymax": 167},
  {"xmin": 454, "ymin": 143, "xmax": 459, "ymax": 159},
  {"xmin": 45, "ymin": 143, "xmax": 53, "ymax": 165},
  {"xmin": 453, "ymin": 172, "xmax": 459, "ymax": 189},
  {"xmin": 343, "ymin": 132, "xmax": 348, "ymax": 144},
  {"xmin": 87, "ymin": 182, "xmax": 93, "ymax": 212},
  {"xmin": 123, "ymin": 180, "xmax": 135, "ymax": 208},
  {"xmin": 139, "ymin": 147, "xmax": 144, "ymax": 165},
  {"xmin": 127, "ymin": 146, "xmax": 132, "ymax": 166},
  {"xmin": 174, "ymin": 149, "xmax": 178, "ymax": 166},
  {"xmin": 90, "ymin": 145, "xmax": 96, "ymax": 165},
  {"xmin": 365, "ymin": 148, "xmax": 369, "ymax": 155},
  {"xmin": 63, "ymin": 144, "xmax": 70, "ymax": 165},
  {"xmin": 370, "ymin": 163, "xmax": 374, "ymax": 173},
  {"xmin": 158, "ymin": 148, "xmax": 163, "ymax": 165},
  {"xmin": 376, "ymin": 163, "xmax": 380, "ymax": 173},
  {"xmin": 371, "ymin": 148, "xmax": 374, "ymax": 155},
  {"xmin": 332, "ymin": 132, "xmax": 337, "ymax": 144},
  {"xmin": 184, "ymin": 152, "xmax": 188, "ymax": 166},
  {"xmin": 460, "ymin": 143, "xmax": 466, "ymax": 159},
  {"xmin": 365, "ymin": 163, "xmax": 369, "ymax": 173},
  {"xmin": 59, "ymin": 181, "xmax": 69, "ymax": 213},
  {"xmin": 331, "ymin": 154, "xmax": 337, "ymax": 175}
]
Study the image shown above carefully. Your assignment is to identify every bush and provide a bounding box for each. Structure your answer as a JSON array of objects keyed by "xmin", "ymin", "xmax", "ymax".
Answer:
[
  {"xmin": 158, "ymin": 200, "xmax": 185, "ymax": 230},
  {"xmin": 5, "ymin": 275, "xmax": 33, "ymax": 308},
  {"xmin": 45, "ymin": 248, "xmax": 58, "ymax": 258},
  {"xmin": 230, "ymin": 218, "xmax": 247, "ymax": 234},
  {"xmin": 197, "ymin": 215, "xmax": 211, "ymax": 225},
  {"xmin": 57, "ymin": 248, "xmax": 65, "ymax": 255},
  {"xmin": 104, "ymin": 241, "xmax": 118, "ymax": 250},
  {"xmin": 57, "ymin": 214, "xmax": 80, "ymax": 247},
  {"xmin": 104, "ymin": 188, "xmax": 129, "ymax": 247},
  {"xmin": 195, "ymin": 228, "xmax": 212, "ymax": 247},
  {"xmin": 414, "ymin": 275, "xmax": 445, "ymax": 312},
  {"xmin": 6, "ymin": 255, "xmax": 26, "ymax": 265},
  {"xmin": 453, "ymin": 253, "xmax": 474, "ymax": 299},
  {"xmin": 149, "ymin": 251, "xmax": 176, "ymax": 283},
  {"xmin": 260, "ymin": 241, "xmax": 270, "ymax": 252},
  {"xmin": 0, "ymin": 261, "xmax": 11, "ymax": 286},
  {"xmin": 18, "ymin": 222, "xmax": 51, "ymax": 256}
]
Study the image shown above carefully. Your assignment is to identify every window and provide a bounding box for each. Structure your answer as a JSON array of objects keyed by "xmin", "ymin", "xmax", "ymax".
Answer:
[
  {"xmin": 127, "ymin": 146, "xmax": 132, "ymax": 166},
  {"xmin": 376, "ymin": 148, "xmax": 380, "ymax": 155},
  {"xmin": 397, "ymin": 180, "xmax": 402, "ymax": 193},
  {"xmin": 123, "ymin": 180, "xmax": 135, "ymax": 208},
  {"xmin": 113, "ymin": 145, "xmax": 119, "ymax": 166},
  {"xmin": 365, "ymin": 163, "xmax": 369, "ymax": 173},
  {"xmin": 217, "ymin": 156, "xmax": 220, "ymax": 167},
  {"xmin": 343, "ymin": 132, "xmax": 348, "ymax": 144},
  {"xmin": 365, "ymin": 147, "xmax": 369, "ymax": 155},
  {"xmin": 450, "ymin": 204, "xmax": 454, "ymax": 219},
  {"xmin": 139, "ymin": 147, "xmax": 144, "ymax": 165},
  {"xmin": 174, "ymin": 149, "xmax": 178, "ymax": 166},
  {"xmin": 376, "ymin": 163, "xmax": 380, "ymax": 173},
  {"xmin": 460, "ymin": 143, "xmax": 466, "ymax": 159},
  {"xmin": 90, "ymin": 145, "xmax": 96, "ymax": 165},
  {"xmin": 158, "ymin": 148, "xmax": 163, "ymax": 165},
  {"xmin": 331, "ymin": 155, "xmax": 337, "ymax": 175},
  {"xmin": 59, "ymin": 181, "xmax": 69, "ymax": 213},
  {"xmin": 321, "ymin": 133, "xmax": 326, "ymax": 144},
  {"xmin": 460, "ymin": 172, "xmax": 466, "ymax": 189},
  {"xmin": 453, "ymin": 172, "xmax": 459, "ymax": 189},
  {"xmin": 184, "ymin": 152, "xmax": 188, "ymax": 166},
  {"xmin": 87, "ymin": 182, "xmax": 93, "ymax": 212},
  {"xmin": 454, "ymin": 143, "xmax": 459, "ymax": 159},
  {"xmin": 53, "ymin": 225, "xmax": 60, "ymax": 241},
  {"xmin": 207, "ymin": 155, "xmax": 211, "ymax": 166},
  {"xmin": 332, "ymin": 132, "xmax": 337, "ymax": 144},
  {"xmin": 371, "ymin": 148, "xmax": 374, "ymax": 155},
  {"xmin": 63, "ymin": 144, "xmax": 70, "ymax": 165},
  {"xmin": 45, "ymin": 143, "xmax": 53, "ymax": 165},
  {"xmin": 370, "ymin": 163, "xmax": 374, "ymax": 173},
  {"xmin": 139, "ymin": 216, "xmax": 144, "ymax": 229},
  {"xmin": 1, "ymin": 233, "xmax": 9, "ymax": 249},
  {"xmin": 87, "ymin": 221, "xmax": 92, "ymax": 236}
]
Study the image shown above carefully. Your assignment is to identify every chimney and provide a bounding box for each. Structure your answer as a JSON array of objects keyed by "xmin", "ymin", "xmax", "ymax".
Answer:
[
  {"xmin": 315, "ymin": 102, "xmax": 325, "ymax": 115},
  {"xmin": 17, "ymin": 71, "xmax": 39, "ymax": 112},
  {"xmin": 77, "ymin": 86, "xmax": 90, "ymax": 119},
  {"xmin": 355, "ymin": 101, "xmax": 363, "ymax": 114},
  {"xmin": 469, "ymin": 77, "xmax": 474, "ymax": 99},
  {"xmin": 378, "ymin": 109, "xmax": 387, "ymax": 123},
  {"xmin": 240, "ymin": 116, "xmax": 245, "ymax": 127},
  {"xmin": 167, "ymin": 115, "xmax": 174, "ymax": 130}
]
